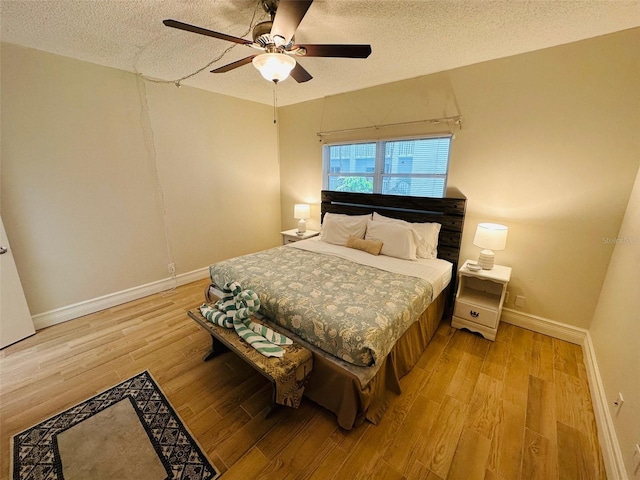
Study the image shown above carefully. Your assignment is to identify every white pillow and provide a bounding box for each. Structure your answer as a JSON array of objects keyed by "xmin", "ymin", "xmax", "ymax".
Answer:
[
  {"xmin": 372, "ymin": 212, "xmax": 441, "ymax": 259},
  {"xmin": 415, "ymin": 222, "xmax": 441, "ymax": 259},
  {"xmin": 320, "ymin": 213, "xmax": 370, "ymax": 245},
  {"xmin": 365, "ymin": 219, "xmax": 417, "ymax": 260}
]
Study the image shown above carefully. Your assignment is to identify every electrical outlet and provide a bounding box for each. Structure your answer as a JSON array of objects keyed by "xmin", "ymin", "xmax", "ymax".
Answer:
[
  {"xmin": 515, "ymin": 295, "xmax": 526, "ymax": 308},
  {"xmin": 613, "ymin": 392, "xmax": 624, "ymax": 415},
  {"xmin": 167, "ymin": 263, "xmax": 176, "ymax": 275}
]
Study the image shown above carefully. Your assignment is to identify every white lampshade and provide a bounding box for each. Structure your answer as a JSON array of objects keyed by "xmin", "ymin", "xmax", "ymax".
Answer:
[
  {"xmin": 473, "ymin": 223, "xmax": 508, "ymax": 269},
  {"xmin": 294, "ymin": 204, "xmax": 310, "ymax": 235},
  {"xmin": 252, "ymin": 53, "xmax": 296, "ymax": 83},
  {"xmin": 474, "ymin": 223, "xmax": 508, "ymax": 250},
  {"xmin": 293, "ymin": 204, "xmax": 310, "ymax": 220}
]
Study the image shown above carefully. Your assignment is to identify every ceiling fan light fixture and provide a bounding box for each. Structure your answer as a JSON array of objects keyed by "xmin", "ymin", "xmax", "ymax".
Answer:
[{"xmin": 252, "ymin": 52, "xmax": 296, "ymax": 83}]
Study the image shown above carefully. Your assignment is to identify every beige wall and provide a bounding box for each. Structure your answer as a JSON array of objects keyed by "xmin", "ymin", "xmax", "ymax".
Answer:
[
  {"xmin": 2, "ymin": 30, "xmax": 637, "ymax": 328},
  {"xmin": 144, "ymin": 81, "xmax": 282, "ymax": 271},
  {"xmin": 590, "ymin": 166, "xmax": 640, "ymax": 477},
  {"xmin": 0, "ymin": 43, "xmax": 280, "ymax": 315},
  {"xmin": 278, "ymin": 28, "xmax": 640, "ymax": 329}
]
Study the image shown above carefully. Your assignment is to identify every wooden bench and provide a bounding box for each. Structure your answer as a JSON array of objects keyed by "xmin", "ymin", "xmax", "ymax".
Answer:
[{"xmin": 188, "ymin": 306, "xmax": 313, "ymax": 417}]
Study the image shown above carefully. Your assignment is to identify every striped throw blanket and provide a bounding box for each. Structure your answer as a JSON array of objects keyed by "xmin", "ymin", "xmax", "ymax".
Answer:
[{"xmin": 200, "ymin": 281, "xmax": 293, "ymax": 358}]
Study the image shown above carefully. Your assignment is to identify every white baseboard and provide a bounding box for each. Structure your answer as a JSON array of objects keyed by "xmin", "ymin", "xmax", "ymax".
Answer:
[
  {"xmin": 501, "ymin": 308, "xmax": 626, "ymax": 480},
  {"xmin": 501, "ymin": 307, "xmax": 586, "ymax": 345},
  {"xmin": 581, "ymin": 332, "xmax": 628, "ymax": 480},
  {"xmin": 31, "ymin": 267, "xmax": 210, "ymax": 330}
]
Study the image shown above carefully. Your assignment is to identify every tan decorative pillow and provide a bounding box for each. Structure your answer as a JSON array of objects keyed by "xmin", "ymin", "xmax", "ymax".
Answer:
[{"xmin": 345, "ymin": 236, "xmax": 383, "ymax": 255}]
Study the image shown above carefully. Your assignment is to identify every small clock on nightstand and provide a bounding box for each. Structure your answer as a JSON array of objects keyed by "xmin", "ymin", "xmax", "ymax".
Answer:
[
  {"xmin": 280, "ymin": 229, "xmax": 320, "ymax": 245},
  {"xmin": 452, "ymin": 259, "xmax": 512, "ymax": 341}
]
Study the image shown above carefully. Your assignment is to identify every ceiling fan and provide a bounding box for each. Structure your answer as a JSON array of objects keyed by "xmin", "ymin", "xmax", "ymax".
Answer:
[{"xmin": 163, "ymin": 0, "xmax": 372, "ymax": 84}]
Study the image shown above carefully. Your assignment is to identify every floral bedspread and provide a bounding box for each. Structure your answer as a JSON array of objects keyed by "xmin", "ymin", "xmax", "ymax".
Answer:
[{"xmin": 209, "ymin": 246, "xmax": 434, "ymax": 367}]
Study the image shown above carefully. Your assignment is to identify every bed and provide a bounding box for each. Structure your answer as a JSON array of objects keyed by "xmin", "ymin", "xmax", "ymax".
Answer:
[{"xmin": 205, "ymin": 189, "xmax": 466, "ymax": 429}]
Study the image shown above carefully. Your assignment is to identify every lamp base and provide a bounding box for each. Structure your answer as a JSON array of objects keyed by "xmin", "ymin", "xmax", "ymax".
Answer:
[
  {"xmin": 478, "ymin": 249, "xmax": 495, "ymax": 269},
  {"xmin": 296, "ymin": 219, "xmax": 306, "ymax": 235}
]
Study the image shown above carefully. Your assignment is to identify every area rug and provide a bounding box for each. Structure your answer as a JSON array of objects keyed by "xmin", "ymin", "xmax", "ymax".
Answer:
[{"xmin": 11, "ymin": 371, "xmax": 220, "ymax": 480}]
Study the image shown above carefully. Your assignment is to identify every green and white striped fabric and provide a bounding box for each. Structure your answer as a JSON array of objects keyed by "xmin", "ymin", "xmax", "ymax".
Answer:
[{"xmin": 200, "ymin": 281, "xmax": 292, "ymax": 358}]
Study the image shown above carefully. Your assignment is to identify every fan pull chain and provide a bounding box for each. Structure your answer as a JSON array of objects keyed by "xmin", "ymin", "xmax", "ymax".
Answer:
[{"xmin": 273, "ymin": 84, "xmax": 278, "ymax": 124}]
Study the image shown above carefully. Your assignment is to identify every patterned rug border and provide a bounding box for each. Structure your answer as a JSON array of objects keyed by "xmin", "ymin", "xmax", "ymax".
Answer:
[{"xmin": 11, "ymin": 370, "xmax": 221, "ymax": 480}]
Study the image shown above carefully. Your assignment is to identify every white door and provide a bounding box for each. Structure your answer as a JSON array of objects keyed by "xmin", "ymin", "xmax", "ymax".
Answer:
[{"xmin": 1, "ymin": 216, "xmax": 36, "ymax": 348}]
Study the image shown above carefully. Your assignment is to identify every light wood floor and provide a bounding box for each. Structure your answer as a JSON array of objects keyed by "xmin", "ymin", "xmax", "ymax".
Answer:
[{"xmin": 0, "ymin": 279, "xmax": 606, "ymax": 480}]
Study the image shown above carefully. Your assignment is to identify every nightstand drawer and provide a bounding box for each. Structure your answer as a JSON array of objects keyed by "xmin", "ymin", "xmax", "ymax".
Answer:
[{"xmin": 453, "ymin": 301, "xmax": 499, "ymax": 328}]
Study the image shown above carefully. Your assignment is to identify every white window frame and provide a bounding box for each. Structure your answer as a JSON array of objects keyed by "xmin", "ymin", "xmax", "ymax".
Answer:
[{"xmin": 322, "ymin": 134, "xmax": 452, "ymax": 197}]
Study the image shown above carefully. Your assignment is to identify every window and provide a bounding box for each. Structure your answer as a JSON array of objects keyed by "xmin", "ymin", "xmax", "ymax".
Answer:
[{"xmin": 322, "ymin": 135, "xmax": 452, "ymax": 197}]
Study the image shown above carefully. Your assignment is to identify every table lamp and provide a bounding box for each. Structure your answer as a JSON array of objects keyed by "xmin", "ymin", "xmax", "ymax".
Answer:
[
  {"xmin": 473, "ymin": 223, "xmax": 508, "ymax": 269},
  {"xmin": 294, "ymin": 204, "xmax": 310, "ymax": 235}
]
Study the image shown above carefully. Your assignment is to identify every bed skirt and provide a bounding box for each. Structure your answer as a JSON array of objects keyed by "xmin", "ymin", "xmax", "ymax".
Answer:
[{"xmin": 303, "ymin": 289, "xmax": 446, "ymax": 429}]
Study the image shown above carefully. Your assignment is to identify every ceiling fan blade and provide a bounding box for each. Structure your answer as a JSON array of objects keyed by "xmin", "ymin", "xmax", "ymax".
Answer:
[
  {"xmin": 211, "ymin": 56, "xmax": 257, "ymax": 73},
  {"xmin": 296, "ymin": 43, "xmax": 372, "ymax": 58},
  {"xmin": 163, "ymin": 19, "xmax": 252, "ymax": 46},
  {"xmin": 290, "ymin": 62, "xmax": 313, "ymax": 83},
  {"xmin": 270, "ymin": 0, "xmax": 313, "ymax": 45}
]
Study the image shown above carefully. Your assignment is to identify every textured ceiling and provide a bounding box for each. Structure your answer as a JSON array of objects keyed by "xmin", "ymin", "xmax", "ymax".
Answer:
[{"xmin": 1, "ymin": 0, "xmax": 639, "ymax": 106}]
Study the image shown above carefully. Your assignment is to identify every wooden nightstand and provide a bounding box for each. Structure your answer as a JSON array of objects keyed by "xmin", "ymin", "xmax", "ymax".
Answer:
[
  {"xmin": 452, "ymin": 259, "xmax": 512, "ymax": 341},
  {"xmin": 280, "ymin": 229, "xmax": 320, "ymax": 245}
]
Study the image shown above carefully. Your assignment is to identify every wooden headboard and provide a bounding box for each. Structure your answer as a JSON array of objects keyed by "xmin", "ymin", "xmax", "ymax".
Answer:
[{"xmin": 320, "ymin": 188, "xmax": 467, "ymax": 306}]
